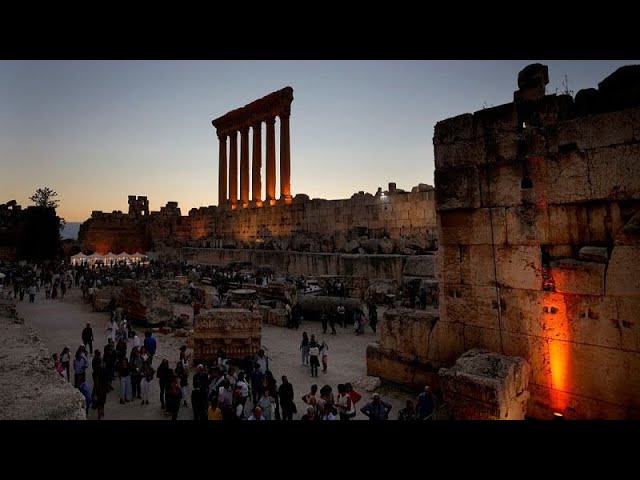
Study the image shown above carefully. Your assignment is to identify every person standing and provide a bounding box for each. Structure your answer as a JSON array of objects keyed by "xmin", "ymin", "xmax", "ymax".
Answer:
[
  {"xmin": 368, "ymin": 301, "xmax": 378, "ymax": 333},
  {"xmin": 360, "ymin": 393, "xmax": 392, "ymax": 420},
  {"xmin": 300, "ymin": 332, "xmax": 309, "ymax": 366},
  {"xmin": 320, "ymin": 340, "xmax": 329, "ymax": 373},
  {"xmin": 82, "ymin": 322, "xmax": 94, "ymax": 356},
  {"xmin": 118, "ymin": 357, "xmax": 132, "ymax": 404},
  {"xmin": 140, "ymin": 361, "xmax": 155, "ymax": 406},
  {"xmin": 73, "ymin": 346, "xmax": 88, "ymax": 388},
  {"xmin": 278, "ymin": 376, "xmax": 295, "ymax": 421},
  {"xmin": 416, "ymin": 385, "xmax": 438, "ymax": 420},
  {"xmin": 28, "ymin": 283, "xmax": 37, "ymax": 303},
  {"xmin": 308, "ymin": 340, "xmax": 320, "ymax": 378},
  {"xmin": 60, "ymin": 346, "xmax": 71, "ymax": 382},
  {"xmin": 398, "ymin": 400, "xmax": 418, "ymax": 421},
  {"xmin": 157, "ymin": 359, "xmax": 173, "ymax": 410},
  {"xmin": 337, "ymin": 303, "xmax": 346, "ymax": 328},
  {"xmin": 335, "ymin": 384, "xmax": 353, "ymax": 421},
  {"xmin": 143, "ymin": 331, "xmax": 157, "ymax": 365},
  {"xmin": 166, "ymin": 375, "xmax": 183, "ymax": 420}
]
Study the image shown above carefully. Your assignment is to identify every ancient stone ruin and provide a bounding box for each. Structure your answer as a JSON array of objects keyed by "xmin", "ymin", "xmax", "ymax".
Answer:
[
  {"xmin": 433, "ymin": 63, "xmax": 640, "ymax": 419},
  {"xmin": 439, "ymin": 348, "xmax": 530, "ymax": 420},
  {"xmin": 0, "ymin": 298, "xmax": 86, "ymax": 420},
  {"xmin": 192, "ymin": 309, "xmax": 262, "ymax": 363},
  {"xmin": 212, "ymin": 86, "xmax": 294, "ymax": 208}
]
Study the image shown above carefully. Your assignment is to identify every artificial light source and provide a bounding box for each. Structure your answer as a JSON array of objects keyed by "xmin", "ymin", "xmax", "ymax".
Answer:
[{"xmin": 553, "ymin": 412, "xmax": 563, "ymax": 420}]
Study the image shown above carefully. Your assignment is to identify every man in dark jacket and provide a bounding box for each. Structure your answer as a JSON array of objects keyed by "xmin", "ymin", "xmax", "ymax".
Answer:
[
  {"xmin": 278, "ymin": 375, "xmax": 295, "ymax": 421},
  {"xmin": 82, "ymin": 322, "xmax": 94, "ymax": 356},
  {"xmin": 360, "ymin": 393, "xmax": 392, "ymax": 420},
  {"xmin": 191, "ymin": 364, "xmax": 209, "ymax": 421}
]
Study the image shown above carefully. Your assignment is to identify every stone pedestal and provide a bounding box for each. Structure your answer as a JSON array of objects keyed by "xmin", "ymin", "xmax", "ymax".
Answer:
[
  {"xmin": 439, "ymin": 348, "xmax": 530, "ymax": 420},
  {"xmin": 192, "ymin": 308, "xmax": 262, "ymax": 362}
]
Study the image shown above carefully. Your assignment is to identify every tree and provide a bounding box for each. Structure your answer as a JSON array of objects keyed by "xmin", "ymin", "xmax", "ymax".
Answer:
[{"xmin": 30, "ymin": 187, "xmax": 60, "ymax": 208}]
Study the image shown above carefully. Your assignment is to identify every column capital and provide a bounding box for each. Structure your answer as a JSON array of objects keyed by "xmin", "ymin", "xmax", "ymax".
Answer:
[
  {"xmin": 251, "ymin": 121, "xmax": 262, "ymax": 130},
  {"xmin": 239, "ymin": 125, "xmax": 250, "ymax": 134},
  {"xmin": 265, "ymin": 116, "xmax": 276, "ymax": 126},
  {"xmin": 217, "ymin": 132, "xmax": 227, "ymax": 141},
  {"xmin": 279, "ymin": 108, "xmax": 291, "ymax": 119}
]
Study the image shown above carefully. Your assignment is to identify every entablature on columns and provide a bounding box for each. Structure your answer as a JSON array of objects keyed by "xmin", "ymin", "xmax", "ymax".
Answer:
[{"xmin": 212, "ymin": 86, "xmax": 293, "ymax": 136}]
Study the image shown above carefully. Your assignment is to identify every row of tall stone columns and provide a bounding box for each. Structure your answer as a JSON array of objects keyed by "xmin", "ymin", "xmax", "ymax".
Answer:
[{"xmin": 217, "ymin": 113, "xmax": 290, "ymax": 208}]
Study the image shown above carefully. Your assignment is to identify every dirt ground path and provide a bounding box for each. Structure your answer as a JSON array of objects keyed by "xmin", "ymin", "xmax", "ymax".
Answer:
[{"xmin": 16, "ymin": 287, "xmax": 414, "ymax": 420}]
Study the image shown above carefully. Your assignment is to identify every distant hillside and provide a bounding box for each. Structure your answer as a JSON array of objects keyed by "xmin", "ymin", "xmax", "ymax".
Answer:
[{"xmin": 61, "ymin": 222, "xmax": 81, "ymax": 240}]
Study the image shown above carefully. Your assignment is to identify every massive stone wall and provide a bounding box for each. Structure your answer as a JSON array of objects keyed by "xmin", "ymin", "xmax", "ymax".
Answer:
[
  {"xmin": 183, "ymin": 248, "xmax": 434, "ymax": 285},
  {"xmin": 79, "ymin": 188, "xmax": 436, "ymax": 256},
  {"xmin": 433, "ymin": 63, "xmax": 640, "ymax": 419}
]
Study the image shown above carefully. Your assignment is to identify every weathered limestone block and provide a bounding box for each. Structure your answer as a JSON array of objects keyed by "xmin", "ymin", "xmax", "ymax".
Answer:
[
  {"xmin": 578, "ymin": 246, "xmax": 609, "ymax": 263},
  {"xmin": 615, "ymin": 296, "xmax": 640, "ymax": 352},
  {"xmin": 460, "ymin": 245, "xmax": 498, "ymax": 287},
  {"xmin": 436, "ymin": 244, "xmax": 462, "ymax": 284},
  {"xmin": 266, "ymin": 308, "xmax": 288, "ymax": 327},
  {"xmin": 435, "ymin": 166, "xmax": 481, "ymax": 211},
  {"xmin": 379, "ymin": 237, "xmax": 394, "ymax": 254},
  {"xmin": 120, "ymin": 280, "xmax": 174, "ymax": 325},
  {"xmin": 0, "ymin": 299, "xmax": 86, "ymax": 420},
  {"xmin": 345, "ymin": 239, "xmax": 360, "ymax": 253},
  {"xmin": 360, "ymin": 238, "xmax": 379, "ymax": 254},
  {"xmin": 439, "ymin": 348, "xmax": 530, "ymax": 420},
  {"xmin": 478, "ymin": 163, "xmax": 524, "ymax": 207},
  {"xmin": 529, "ymin": 151, "xmax": 591, "ymax": 205},
  {"xmin": 403, "ymin": 255, "xmax": 435, "ymax": 278},
  {"xmin": 495, "ymin": 245, "xmax": 542, "ymax": 291},
  {"xmin": 440, "ymin": 284, "xmax": 501, "ymax": 330},
  {"xmin": 506, "ymin": 205, "xmax": 550, "ymax": 245},
  {"xmin": 379, "ymin": 308, "xmax": 438, "ymax": 357},
  {"xmin": 193, "ymin": 309, "xmax": 262, "ymax": 362},
  {"xmin": 434, "ymin": 113, "xmax": 475, "ymax": 146},
  {"xmin": 556, "ymin": 108, "xmax": 636, "ymax": 150},
  {"xmin": 548, "ymin": 340, "xmax": 640, "ymax": 407},
  {"xmin": 550, "ymin": 259, "xmax": 606, "ymax": 296},
  {"xmin": 366, "ymin": 343, "xmax": 443, "ymax": 390},
  {"xmin": 547, "ymin": 245, "xmax": 574, "ymax": 259},
  {"xmin": 364, "ymin": 280, "xmax": 397, "ymax": 304},
  {"xmin": 606, "ymin": 246, "xmax": 640, "ymax": 296},
  {"xmin": 439, "ymin": 208, "xmax": 507, "ymax": 245},
  {"xmin": 434, "ymin": 137, "xmax": 486, "ymax": 170},
  {"xmin": 586, "ymin": 144, "xmax": 640, "ymax": 201}
]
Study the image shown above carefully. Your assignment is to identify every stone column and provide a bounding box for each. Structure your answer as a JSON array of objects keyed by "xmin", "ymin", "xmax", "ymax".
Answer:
[
  {"xmin": 279, "ymin": 110, "xmax": 291, "ymax": 201},
  {"xmin": 240, "ymin": 126, "xmax": 250, "ymax": 207},
  {"xmin": 265, "ymin": 116, "xmax": 276, "ymax": 204},
  {"xmin": 252, "ymin": 122, "xmax": 262, "ymax": 205},
  {"xmin": 228, "ymin": 131, "xmax": 238, "ymax": 207},
  {"xmin": 217, "ymin": 133, "xmax": 227, "ymax": 206}
]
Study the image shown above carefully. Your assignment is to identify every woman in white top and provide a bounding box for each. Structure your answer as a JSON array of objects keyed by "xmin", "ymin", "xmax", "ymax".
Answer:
[{"xmin": 336, "ymin": 384, "xmax": 353, "ymax": 421}]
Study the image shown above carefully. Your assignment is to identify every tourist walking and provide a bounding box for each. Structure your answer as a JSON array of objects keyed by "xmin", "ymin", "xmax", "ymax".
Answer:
[
  {"xmin": 416, "ymin": 385, "xmax": 438, "ymax": 420},
  {"xmin": 336, "ymin": 384, "xmax": 353, "ymax": 421}
]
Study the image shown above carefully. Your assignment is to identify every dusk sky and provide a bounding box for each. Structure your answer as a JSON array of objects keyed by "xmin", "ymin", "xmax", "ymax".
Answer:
[{"xmin": 1, "ymin": 60, "xmax": 636, "ymax": 221}]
